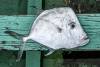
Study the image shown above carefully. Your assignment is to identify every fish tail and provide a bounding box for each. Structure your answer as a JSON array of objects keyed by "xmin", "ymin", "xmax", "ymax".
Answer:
[
  {"xmin": 4, "ymin": 30, "xmax": 27, "ymax": 62},
  {"xmin": 4, "ymin": 31, "xmax": 24, "ymax": 39},
  {"xmin": 16, "ymin": 41, "xmax": 26, "ymax": 62},
  {"xmin": 16, "ymin": 37, "xmax": 29, "ymax": 62}
]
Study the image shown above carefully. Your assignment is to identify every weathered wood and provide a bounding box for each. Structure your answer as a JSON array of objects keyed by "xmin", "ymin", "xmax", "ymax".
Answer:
[
  {"xmin": 0, "ymin": 15, "xmax": 47, "ymax": 50},
  {"xmin": 77, "ymin": 14, "xmax": 100, "ymax": 50},
  {"xmin": 0, "ymin": 0, "xmax": 19, "ymax": 15},
  {"xmin": 44, "ymin": 0, "xmax": 67, "ymax": 9},
  {"xmin": 27, "ymin": 0, "xmax": 42, "ymax": 15},
  {"xmin": 26, "ymin": 51, "xmax": 41, "ymax": 67},
  {"xmin": 0, "ymin": 14, "xmax": 100, "ymax": 50},
  {"xmin": 0, "ymin": 0, "xmax": 27, "ymax": 15},
  {"xmin": 43, "ymin": 51, "xmax": 64, "ymax": 67},
  {"xmin": 0, "ymin": 51, "xmax": 25, "ymax": 67},
  {"xmin": 26, "ymin": 1, "xmax": 42, "ymax": 67},
  {"xmin": 63, "ymin": 59, "xmax": 99, "ymax": 67}
]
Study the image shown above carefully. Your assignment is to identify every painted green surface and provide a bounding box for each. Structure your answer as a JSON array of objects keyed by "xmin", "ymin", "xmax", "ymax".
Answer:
[
  {"xmin": 27, "ymin": 0, "xmax": 42, "ymax": 15},
  {"xmin": 26, "ymin": 51, "xmax": 41, "ymax": 67},
  {"xmin": 77, "ymin": 14, "xmax": 100, "ymax": 50},
  {"xmin": 26, "ymin": 0, "xmax": 42, "ymax": 67},
  {"xmin": 44, "ymin": 0, "xmax": 66, "ymax": 9},
  {"xmin": 63, "ymin": 59, "xmax": 99, "ymax": 67},
  {"xmin": 0, "ymin": 14, "xmax": 100, "ymax": 50},
  {"xmin": 0, "ymin": 15, "xmax": 47, "ymax": 50},
  {"xmin": 43, "ymin": 50, "xmax": 64, "ymax": 67},
  {"xmin": 0, "ymin": 0, "xmax": 27, "ymax": 15},
  {"xmin": 0, "ymin": 0, "xmax": 42, "ymax": 15},
  {"xmin": 0, "ymin": 51, "xmax": 25, "ymax": 67}
]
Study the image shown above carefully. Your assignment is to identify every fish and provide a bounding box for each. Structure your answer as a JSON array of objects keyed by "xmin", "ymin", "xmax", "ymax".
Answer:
[{"xmin": 5, "ymin": 7, "xmax": 89, "ymax": 62}]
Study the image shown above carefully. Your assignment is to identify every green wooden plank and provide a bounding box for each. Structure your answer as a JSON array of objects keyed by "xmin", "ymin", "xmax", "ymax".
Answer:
[
  {"xmin": 27, "ymin": 0, "xmax": 42, "ymax": 15},
  {"xmin": 0, "ymin": 0, "xmax": 19, "ymax": 15},
  {"xmin": 0, "ymin": 14, "xmax": 100, "ymax": 50},
  {"xmin": 0, "ymin": 41, "xmax": 46, "ymax": 50},
  {"xmin": 77, "ymin": 14, "xmax": 100, "ymax": 50},
  {"xmin": 27, "ymin": 1, "xmax": 42, "ymax": 66},
  {"xmin": 17, "ymin": 0, "xmax": 27, "ymax": 14},
  {"xmin": 0, "ymin": 15, "xmax": 36, "ymax": 30},
  {"xmin": 0, "ymin": 51, "xmax": 25, "ymax": 67},
  {"xmin": 26, "ymin": 51, "xmax": 41, "ymax": 67},
  {"xmin": 43, "ymin": 51, "xmax": 64, "ymax": 67},
  {"xmin": 63, "ymin": 59, "xmax": 99, "ymax": 67},
  {"xmin": 44, "ymin": 0, "xmax": 66, "ymax": 9},
  {"xmin": 0, "ymin": 15, "xmax": 47, "ymax": 50},
  {"xmin": 0, "ymin": 15, "xmax": 36, "ymax": 40},
  {"xmin": 0, "ymin": 0, "xmax": 27, "ymax": 15}
]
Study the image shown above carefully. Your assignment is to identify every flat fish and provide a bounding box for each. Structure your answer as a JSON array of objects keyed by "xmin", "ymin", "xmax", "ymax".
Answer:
[{"xmin": 5, "ymin": 7, "xmax": 89, "ymax": 61}]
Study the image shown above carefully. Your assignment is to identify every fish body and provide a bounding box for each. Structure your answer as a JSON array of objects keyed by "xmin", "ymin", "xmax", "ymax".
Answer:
[
  {"xmin": 5, "ymin": 7, "xmax": 89, "ymax": 61},
  {"xmin": 23, "ymin": 7, "xmax": 89, "ymax": 49}
]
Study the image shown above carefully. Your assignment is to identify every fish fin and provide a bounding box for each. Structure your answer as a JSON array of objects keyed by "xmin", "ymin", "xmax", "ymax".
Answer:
[
  {"xmin": 4, "ymin": 30, "xmax": 26, "ymax": 62},
  {"xmin": 16, "ymin": 42, "xmax": 26, "ymax": 62},
  {"xmin": 4, "ymin": 31, "xmax": 24, "ymax": 39},
  {"xmin": 45, "ymin": 49, "xmax": 55, "ymax": 56}
]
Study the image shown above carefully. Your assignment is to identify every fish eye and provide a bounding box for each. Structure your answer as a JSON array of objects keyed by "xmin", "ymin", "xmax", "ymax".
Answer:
[
  {"xmin": 71, "ymin": 23, "xmax": 75, "ymax": 29},
  {"xmin": 69, "ymin": 22, "xmax": 76, "ymax": 29}
]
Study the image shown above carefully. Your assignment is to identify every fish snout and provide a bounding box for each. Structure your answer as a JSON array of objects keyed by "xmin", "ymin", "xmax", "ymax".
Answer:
[{"xmin": 81, "ymin": 36, "xmax": 89, "ymax": 41}]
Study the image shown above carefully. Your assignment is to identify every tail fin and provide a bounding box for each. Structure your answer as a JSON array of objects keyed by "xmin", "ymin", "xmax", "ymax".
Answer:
[
  {"xmin": 16, "ymin": 41, "xmax": 26, "ymax": 62},
  {"xmin": 4, "ymin": 31, "xmax": 26, "ymax": 62},
  {"xmin": 16, "ymin": 37, "xmax": 29, "ymax": 62},
  {"xmin": 4, "ymin": 31, "xmax": 24, "ymax": 39}
]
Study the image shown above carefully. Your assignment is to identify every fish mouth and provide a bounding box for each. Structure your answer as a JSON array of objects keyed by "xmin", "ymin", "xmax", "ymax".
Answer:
[
  {"xmin": 82, "ymin": 36, "xmax": 89, "ymax": 40},
  {"xmin": 79, "ymin": 38, "xmax": 89, "ymax": 46},
  {"xmin": 78, "ymin": 36, "xmax": 90, "ymax": 46}
]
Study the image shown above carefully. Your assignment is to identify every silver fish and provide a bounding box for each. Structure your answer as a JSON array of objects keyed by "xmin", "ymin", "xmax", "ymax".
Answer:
[{"xmin": 5, "ymin": 7, "xmax": 89, "ymax": 61}]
